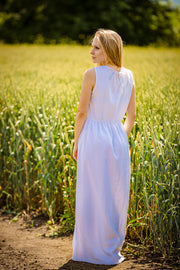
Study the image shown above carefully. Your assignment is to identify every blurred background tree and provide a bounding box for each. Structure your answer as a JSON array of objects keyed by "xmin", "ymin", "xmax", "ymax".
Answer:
[{"xmin": 0, "ymin": 0, "xmax": 179, "ymax": 46}]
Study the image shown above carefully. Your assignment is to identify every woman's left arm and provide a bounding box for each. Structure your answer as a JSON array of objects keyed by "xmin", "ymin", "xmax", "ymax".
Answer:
[{"xmin": 73, "ymin": 68, "xmax": 95, "ymax": 161}]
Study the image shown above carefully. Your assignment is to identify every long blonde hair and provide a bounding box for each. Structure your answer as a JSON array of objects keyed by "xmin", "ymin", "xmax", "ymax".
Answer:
[{"xmin": 94, "ymin": 29, "xmax": 123, "ymax": 67}]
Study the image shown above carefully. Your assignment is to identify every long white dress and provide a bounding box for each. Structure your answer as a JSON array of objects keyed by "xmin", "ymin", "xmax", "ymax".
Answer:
[{"xmin": 72, "ymin": 65, "xmax": 133, "ymax": 265}]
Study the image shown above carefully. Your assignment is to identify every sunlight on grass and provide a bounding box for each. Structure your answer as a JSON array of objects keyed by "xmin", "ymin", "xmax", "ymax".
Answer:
[{"xmin": 0, "ymin": 44, "xmax": 179, "ymax": 257}]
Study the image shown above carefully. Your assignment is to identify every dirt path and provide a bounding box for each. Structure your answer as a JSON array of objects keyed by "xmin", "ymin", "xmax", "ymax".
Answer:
[{"xmin": 0, "ymin": 212, "xmax": 179, "ymax": 270}]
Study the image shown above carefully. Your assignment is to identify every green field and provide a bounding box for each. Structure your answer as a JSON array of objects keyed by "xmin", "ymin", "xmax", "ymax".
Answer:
[{"xmin": 0, "ymin": 44, "xmax": 179, "ymax": 258}]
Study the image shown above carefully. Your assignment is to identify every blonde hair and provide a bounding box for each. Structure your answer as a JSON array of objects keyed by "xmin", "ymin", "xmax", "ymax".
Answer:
[{"xmin": 94, "ymin": 29, "xmax": 123, "ymax": 67}]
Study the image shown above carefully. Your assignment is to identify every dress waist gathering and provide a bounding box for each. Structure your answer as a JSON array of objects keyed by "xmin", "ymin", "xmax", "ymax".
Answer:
[{"xmin": 85, "ymin": 117, "xmax": 123, "ymax": 125}]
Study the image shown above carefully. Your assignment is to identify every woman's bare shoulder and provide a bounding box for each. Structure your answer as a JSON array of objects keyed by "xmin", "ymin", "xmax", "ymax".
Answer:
[
  {"xmin": 83, "ymin": 68, "xmax": 96, "ymax": 88},
  {"xmin": 84, "ymin": 68, "xmax": 95, "ymax": 78}
]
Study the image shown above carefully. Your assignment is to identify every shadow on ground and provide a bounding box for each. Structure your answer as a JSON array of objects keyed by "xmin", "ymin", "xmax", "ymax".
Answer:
[{"xmin": 59, "ymin": 259, "xmax": 117, "ymax": 270}]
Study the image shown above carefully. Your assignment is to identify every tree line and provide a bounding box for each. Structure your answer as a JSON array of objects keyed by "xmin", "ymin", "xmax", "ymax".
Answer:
[{"xmin": 0, "ymin": 0, "xmax": 179, "ymax": 46}]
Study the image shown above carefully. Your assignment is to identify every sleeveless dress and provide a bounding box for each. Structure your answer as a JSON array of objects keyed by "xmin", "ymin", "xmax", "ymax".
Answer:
[{"xmin": 72, "ymin": 65, "xmax": 133, "ymax": 265}]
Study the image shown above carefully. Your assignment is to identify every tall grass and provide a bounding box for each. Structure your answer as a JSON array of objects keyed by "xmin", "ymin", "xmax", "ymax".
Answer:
[{"xmin": 0, "ymin": 44, "xmax": 179, "ymax": 257}]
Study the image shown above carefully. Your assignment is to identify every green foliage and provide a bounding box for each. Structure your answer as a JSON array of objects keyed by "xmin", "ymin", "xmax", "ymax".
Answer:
[
  {"xmin": 0, "ymin": 44, "xmax": 179, "ymax": 258},
  {"xmin": 0, "ymin": 0, "xmax": 179, "ymax": 46}
]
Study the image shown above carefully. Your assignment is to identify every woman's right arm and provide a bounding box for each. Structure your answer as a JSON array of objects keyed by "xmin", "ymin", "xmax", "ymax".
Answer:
[
  {"xmin": 73, "ymin": 68, "xmax": 95, "ymax": 161},
  {"xmin": 124, "ymin": 82, "xmax": 136, "ymax": 137}
]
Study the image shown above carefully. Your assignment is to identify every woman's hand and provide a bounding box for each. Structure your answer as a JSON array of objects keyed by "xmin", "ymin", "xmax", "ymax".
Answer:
[{"xmin": 73, "ymin": 143, "xmax": 78, "ymax": 161}]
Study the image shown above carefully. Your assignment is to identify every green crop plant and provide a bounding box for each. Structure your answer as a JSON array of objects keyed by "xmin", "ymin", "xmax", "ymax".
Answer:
[{"xmin": 0, "ymin": 44, "xmax": 179, "ymax": 258}]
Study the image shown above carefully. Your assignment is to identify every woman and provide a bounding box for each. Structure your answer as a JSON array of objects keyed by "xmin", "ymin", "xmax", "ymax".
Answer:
[{"xmin": 72, "ymin": 29, "xmax": 136, "ymax": 265}]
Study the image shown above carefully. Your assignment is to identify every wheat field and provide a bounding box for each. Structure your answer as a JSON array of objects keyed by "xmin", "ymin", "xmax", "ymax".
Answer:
[{"xmin": 0, "ymin": 44, "xmax": 179, "ymax": 257}]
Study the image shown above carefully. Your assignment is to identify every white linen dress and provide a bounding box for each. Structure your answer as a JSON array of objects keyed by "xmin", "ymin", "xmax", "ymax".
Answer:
[{"xmin": 72, "ymin": 65, "xmax": 133, "ymax": 265}]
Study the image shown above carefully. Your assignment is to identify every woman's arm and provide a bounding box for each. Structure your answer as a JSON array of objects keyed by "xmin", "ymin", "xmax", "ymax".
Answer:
[
  {"xmin": 73, "ymin": 68, "xmax": 95, "ymax": 161},
  {"xmin": 124, "ymin": 82, "xmax": 136, "ymax": 137}
]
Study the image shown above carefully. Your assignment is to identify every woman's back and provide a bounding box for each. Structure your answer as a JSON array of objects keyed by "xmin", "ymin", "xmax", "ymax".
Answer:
[{"xmin": 87, "ymin": 65, "xmax": 133, "ymax": 123}]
